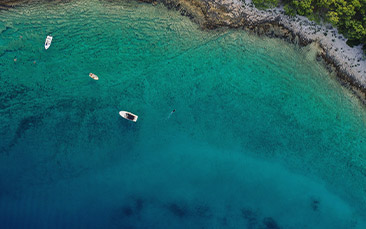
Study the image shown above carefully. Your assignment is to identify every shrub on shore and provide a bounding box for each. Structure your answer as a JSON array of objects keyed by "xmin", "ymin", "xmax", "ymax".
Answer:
[
  {"xmin": 282, "ymin": 0, "xmax": 366, "ymax": 52},
  {"xmin": 251, "ymin": 0, "xmax": 366, "ymax": 53},
  {"xmin": 252, "ymin": 0, "xmax": 279, "ymax": 9}
]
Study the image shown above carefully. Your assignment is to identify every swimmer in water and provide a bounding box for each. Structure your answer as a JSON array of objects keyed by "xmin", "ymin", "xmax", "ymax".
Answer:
[{"xmin": 167, "ymin": 109, "xmax": 176, "ymax": 119}]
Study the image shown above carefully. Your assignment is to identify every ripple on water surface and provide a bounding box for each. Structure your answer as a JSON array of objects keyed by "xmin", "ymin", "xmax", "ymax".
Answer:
[{"xmin": 1, "ymin": 0, "xmax": 366, "ymax": 228}]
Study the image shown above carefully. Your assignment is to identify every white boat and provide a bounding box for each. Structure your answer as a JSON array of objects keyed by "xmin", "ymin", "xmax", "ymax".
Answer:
[
  {"xmin": 119, "ymin": 111, "xmax": 138, "ymax": 122},
  {"xmin": 45, "ymin": 35, "xmax": 53, "ymax": 50},
  {"xmin": 89, "ymin": 73, "xmax": 99, "ymax": 80}
]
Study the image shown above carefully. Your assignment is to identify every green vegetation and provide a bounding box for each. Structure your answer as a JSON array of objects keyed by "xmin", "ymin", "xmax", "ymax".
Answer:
[
  {"xmin": 252, "ymin": 0, "xmax": 279, "ymax": 9},
  {"xmin": 251, "ymin": 0, "xmax": 366, "ymax": 52}
]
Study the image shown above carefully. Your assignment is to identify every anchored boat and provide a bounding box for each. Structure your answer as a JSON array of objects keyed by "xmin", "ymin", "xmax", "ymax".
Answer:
[
  {"xmin": 45, "ymin": 35, "xmax": 53, "ymax": 50},
  {"xmin": 119, "ymin": 111, "xmax": 138, "ymax": 122},
  {"xmin": 89, "ymin": 73, "xmax": 99, "ymax": 80}
]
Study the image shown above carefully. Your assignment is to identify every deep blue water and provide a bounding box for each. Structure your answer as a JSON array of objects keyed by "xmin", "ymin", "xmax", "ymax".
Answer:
[{"xmin": 1, "ymin": 0, "xmax": 366, "ymax": 228}]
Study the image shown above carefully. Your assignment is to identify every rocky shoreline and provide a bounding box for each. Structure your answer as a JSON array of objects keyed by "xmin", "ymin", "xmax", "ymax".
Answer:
[
  {"xmin": 2, "ymin": 0, "xmax": 366, "ymax": 104},
  {"xmin": 147, "ymin": 0, "xmax": 366, "ymax": 104}
]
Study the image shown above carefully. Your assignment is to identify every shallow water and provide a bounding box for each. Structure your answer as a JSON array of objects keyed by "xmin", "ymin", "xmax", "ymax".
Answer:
[{"xmin": 1, "ymin": 0, "xmax": 366, "ymax": 228}]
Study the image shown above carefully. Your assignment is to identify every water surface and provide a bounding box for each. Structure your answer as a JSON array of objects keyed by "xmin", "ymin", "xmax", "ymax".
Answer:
[{"xmin": 1, "ymin": 0, "xmax": 366, "ymax": 228}]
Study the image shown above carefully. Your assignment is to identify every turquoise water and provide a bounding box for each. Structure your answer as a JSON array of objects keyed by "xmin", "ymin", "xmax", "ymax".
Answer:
[{"xmin": 1, "ymin": 0, "xmax": 366, "ymax": 228}]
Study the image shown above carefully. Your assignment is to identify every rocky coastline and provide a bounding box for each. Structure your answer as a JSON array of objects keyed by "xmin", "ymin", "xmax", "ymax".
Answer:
[
  {"xmin": 147, "ymin": 0, "xmax": 366, "ymax": 104},
  {"xmin": 2, "ymin": 0, "xmax": 366, "ymax": 104}
]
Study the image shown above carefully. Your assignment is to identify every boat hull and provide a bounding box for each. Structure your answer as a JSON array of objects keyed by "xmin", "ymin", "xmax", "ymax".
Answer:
[
  {"xmin": 45, "ymin": 36, "xmax": 53, "ymax": 50},
  {"xmin": 119, "ymin": 111, "xmax": 138, "ymax": 122},
  {"xmin": 89, "ymin": 73, "xmax": 99, "ymax": 80}
]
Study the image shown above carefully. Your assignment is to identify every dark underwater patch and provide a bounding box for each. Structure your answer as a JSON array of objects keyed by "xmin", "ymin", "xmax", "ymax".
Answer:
[
  {"xmin": 109, "ymin": 198, "xmax": 147, "ymax": 228},
  {"xmin": 311, "ymin": 197, "xmax": 320, "ymax": 211},
  {"xmin": 134, "ymin": 198, "xmax": 144, "ymax": 213},
  {"xmin": 168, "ymin": 203, "xmax": 188, "ymax": 218},
  {"xmin": 116, "ymin": 197, "xmax": 145, "ymax": 219},
  {"xmin": 263, "ymin": 217, "xmax": 280, "ymax": 229},
  {"xmin": 14, "ymin": 115, "xmax": 40, "ymax": 138},
  {"xmin": 109, "ymin": 208, "xmax": 137, "ymax": 229},
  {"xmin": 122, "ymin": 206, "xmax": 133, "ymax": 217},
  {"xmin": 241, "ymin": 208, "xmax": 259, "ymax": 229},
  {"xmin": 0, "ymin": 83, "xmax": 30, "ymax": 109},
  {"xmin": 112, "ymin": 206, "xmax": 135, "ymax": 220},
  {"xmin": 195, "ymin": 204, "xmax": 212, "ymax": 218},
  {"xmin": 2, "ymin": 114, "xmax": 43, "ymax": 154}
]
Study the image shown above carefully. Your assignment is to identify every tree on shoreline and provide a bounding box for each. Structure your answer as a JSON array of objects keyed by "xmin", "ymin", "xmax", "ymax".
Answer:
[{"xmin": 252, "ymin": 0, "xmax": 366, "ymax": 53}]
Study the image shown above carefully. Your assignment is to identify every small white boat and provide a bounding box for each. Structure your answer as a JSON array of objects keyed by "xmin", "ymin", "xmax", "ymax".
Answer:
[
  {"xmin": 89, "ymin": 73, "xmax": 99, "ymax": 80},
  {"xmin": 119, "ymin": 111, "xmax": 138, "ymax": 122},
  {"xmin": 45, "ymin": 35, "xmax": 53, "ymax": 50}
]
